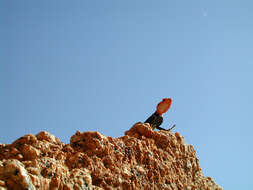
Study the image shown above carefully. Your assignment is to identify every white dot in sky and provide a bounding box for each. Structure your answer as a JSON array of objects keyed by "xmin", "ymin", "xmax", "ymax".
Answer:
[{"xmin": 202, "ymin": 10, "xmax": 208, "ymax": 17}]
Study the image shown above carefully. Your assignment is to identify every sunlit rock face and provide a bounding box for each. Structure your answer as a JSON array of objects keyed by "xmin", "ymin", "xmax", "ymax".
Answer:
[{"xmin": 0, "ymin": 123, "xmax": 223, "ymax": 190}]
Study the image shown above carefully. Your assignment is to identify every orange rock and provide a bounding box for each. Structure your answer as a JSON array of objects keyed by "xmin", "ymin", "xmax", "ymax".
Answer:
[
  {"xmin": 0, "ymin": 124, "xmax": 223, "ymax": 190},
  {"xmin": 21, "ymin": 144, "xmax": 40, "ymax": 161},
  {"xmin": 0, "ymin": 159, "xmax": 36, "ymax": 190},
  {"xmin": 36, "ymin": 131, "xmax": 61, "ymax": 145}
]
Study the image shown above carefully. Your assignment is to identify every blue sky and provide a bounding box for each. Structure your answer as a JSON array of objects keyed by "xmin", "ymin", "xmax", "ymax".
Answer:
[{"xmin": 1, "ymin": 1, "xmax": 253, "ymax": 189}]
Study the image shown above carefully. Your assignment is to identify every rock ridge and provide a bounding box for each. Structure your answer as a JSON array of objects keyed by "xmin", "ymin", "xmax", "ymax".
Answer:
[{"xmin": 0, "ymin": 123, "xmax": 223, "ymax": 190}]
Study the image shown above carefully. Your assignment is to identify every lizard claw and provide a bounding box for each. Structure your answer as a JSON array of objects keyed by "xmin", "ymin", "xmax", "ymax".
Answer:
[{"xmin": 167, "ymin": 124, "xmax": 176, "ymax": 131}]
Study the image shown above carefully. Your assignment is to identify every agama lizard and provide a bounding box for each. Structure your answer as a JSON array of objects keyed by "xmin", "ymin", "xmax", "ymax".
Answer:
[{"xmin": 145, "ymin": 98, "xmax": 175, "ymax": 131}]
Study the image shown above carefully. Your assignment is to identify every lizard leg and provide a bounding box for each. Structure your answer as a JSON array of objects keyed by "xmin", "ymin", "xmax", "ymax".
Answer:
[{"xmin": 156, "ymin": 126, "xmax": 167, "ymax": 131}]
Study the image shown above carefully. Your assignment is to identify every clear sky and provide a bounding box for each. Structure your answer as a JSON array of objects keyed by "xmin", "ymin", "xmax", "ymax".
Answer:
[{"xmin": 1, "ymin": 1, "xmax": 253, "ymax": 189}]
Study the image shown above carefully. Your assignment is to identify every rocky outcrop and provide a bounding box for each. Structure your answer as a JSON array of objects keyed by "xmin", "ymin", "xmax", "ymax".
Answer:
[{"xmin": 0, "ymin": 123, "xmax": 223, "ymax": 190}]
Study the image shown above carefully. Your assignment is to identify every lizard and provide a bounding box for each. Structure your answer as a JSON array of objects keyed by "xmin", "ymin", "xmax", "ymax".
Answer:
[{"xmin": 145, "ymin": 98, "xmax": 175, "ymax": 131}]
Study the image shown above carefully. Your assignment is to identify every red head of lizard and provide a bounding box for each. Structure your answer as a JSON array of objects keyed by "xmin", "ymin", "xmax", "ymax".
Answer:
[{"xmin": 156, "ymin": 98, "xmax": 172, "ymax": 116}]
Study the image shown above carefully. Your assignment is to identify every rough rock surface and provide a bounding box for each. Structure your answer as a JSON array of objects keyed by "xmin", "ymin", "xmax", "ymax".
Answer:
[{"xmin": 0, "ymin": 123, "xmax": 223, "ymax": 190}]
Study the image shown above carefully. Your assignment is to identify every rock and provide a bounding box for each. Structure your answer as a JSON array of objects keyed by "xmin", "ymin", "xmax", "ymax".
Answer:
[
  {"xmin": 21, "ymin": 145, "xmax": 40, "ymax": 160},
  {"xmin": 0, "ymin": 124, "xmax": 223, "ymax": 189},
  {"xmin": 36, "ymin": 131, "xmax": 61, "ymax": 145},
  {"xmin": 0, "ymin": 159, "xmax": 36, "ymax": 190}
]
